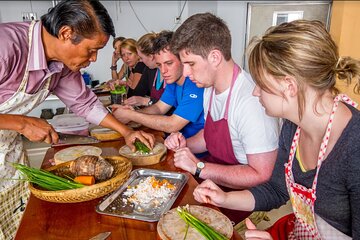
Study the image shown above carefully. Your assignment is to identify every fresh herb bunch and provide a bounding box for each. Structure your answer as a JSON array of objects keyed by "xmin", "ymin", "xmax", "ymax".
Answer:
[
  {"xmin": 13, "ymin": 163, "xmax": 84, "ymax": 191},
  {"xmin": 134, "ymin": 140, "xmax": 150, "ymax": 154},
  {"xmin": 177, "ymin": 206, "xmax": 229, "ymax": 240}
]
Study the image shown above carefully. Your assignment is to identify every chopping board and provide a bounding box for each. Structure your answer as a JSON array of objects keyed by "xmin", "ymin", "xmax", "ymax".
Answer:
[
  {"xmin": 54, "ymin": 145, "xmax": 102, "ymax": 165},
  {"xmin": 90, "ymin": 127, "xmax": 122, "ymax": 141},
  {"xmin": 118, "ymin": 142, "xmax": 167, "ymax": 166},
  {"xmin": 157, "ymin": 205, "xmax": 233, "ymax": 240}
]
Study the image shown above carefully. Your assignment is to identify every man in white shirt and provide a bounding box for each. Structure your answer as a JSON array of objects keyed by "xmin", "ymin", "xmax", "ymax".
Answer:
[
  {"xmin": 166, "ymin": 12, "xmax": 279, "ymax": 190},
  {"xmin": 165, "ymin": 13, "xmax": 280, "ymax": 224}
]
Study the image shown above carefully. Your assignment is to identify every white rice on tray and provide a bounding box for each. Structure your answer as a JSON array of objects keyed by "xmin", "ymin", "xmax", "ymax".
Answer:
[{"xmin": 123, "ymin": 176, "xmax": 176, "ymax": 209}]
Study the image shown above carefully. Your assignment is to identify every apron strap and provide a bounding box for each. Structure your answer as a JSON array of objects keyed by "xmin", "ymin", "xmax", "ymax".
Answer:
[
  {"xmin": 17, "ymin": 20, "xmax": 37, "ymax": 93},
  {"xmin": 209, "ymin": 64, "xmax": 240, "ymax": 120}
]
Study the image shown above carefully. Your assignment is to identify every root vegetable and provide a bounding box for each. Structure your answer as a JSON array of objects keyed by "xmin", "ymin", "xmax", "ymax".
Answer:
[
  {"xmin": 74, "ymin": 176, "xmax": 95, "ymax": 185},
  {"xmin": 69, "ymin": 155, "xmax": 114, "ymax": 181}
]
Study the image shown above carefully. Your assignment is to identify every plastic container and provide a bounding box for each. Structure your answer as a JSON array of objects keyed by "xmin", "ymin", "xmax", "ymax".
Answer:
[
  {"xmin": 82, "ymin": 72, "xmax": 92, "ymax": 86},
  {"xmin": 52, "ymin": 114, "xmax": 89, "ymax": 136}
]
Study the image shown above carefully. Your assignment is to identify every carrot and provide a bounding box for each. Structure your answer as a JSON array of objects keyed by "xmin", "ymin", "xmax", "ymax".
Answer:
[{"xmin": 74, "ymin": 176, "xmax": 95, "ymax": 186}]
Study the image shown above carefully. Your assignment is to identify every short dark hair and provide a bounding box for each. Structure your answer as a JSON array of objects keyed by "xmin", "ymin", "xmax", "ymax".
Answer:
[
  {"xmin": 41, "ymin": 0, "xmax": 115, "ymax": 44},
  {"xmin": 152, "ymin": 30, "xmax": 178, "ymax": 58},
  {"xmin": 171, "ymin": 12, "xmax": 232, "ymax": 60}
]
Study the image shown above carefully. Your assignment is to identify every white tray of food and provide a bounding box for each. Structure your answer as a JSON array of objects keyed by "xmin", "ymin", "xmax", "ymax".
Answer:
[{"xmin": 96, "ymin": 168, "xmax": 188, "ymax": 222}]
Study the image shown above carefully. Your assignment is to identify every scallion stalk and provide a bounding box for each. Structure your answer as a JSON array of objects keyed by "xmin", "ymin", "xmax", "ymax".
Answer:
[
  {"xmin": 177, "ymin": 206, "xmax": 229, "ymax": 240},
  {"xmin": 12, "ymin": 163, "xmax": 84, "ymax": 191}
]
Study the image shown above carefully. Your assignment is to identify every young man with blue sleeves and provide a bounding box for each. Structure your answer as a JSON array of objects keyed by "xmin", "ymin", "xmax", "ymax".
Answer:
[{"xmin": 113, "ymin": 31, "xmax": 204, "ymax": 139}]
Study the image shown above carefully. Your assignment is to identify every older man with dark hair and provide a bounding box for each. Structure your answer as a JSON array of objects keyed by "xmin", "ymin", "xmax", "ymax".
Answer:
[{"xmin": 0, "ymin": 1, "xmax": 153, "ymax": 237}]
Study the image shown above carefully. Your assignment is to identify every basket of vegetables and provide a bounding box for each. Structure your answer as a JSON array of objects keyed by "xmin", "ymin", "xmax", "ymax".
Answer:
[
  {"xmin": 19, "ymin": 155, "xmax": 132, "ymax": 203},
  {"xmin": 118, "ymin": 141, "xmax": 167, "ymax": 166}
]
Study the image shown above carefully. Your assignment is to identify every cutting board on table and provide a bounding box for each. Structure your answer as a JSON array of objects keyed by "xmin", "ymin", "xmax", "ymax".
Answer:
[
  {"xmin": 157, "ymin": 205, "xmax": 233, "ymax": 240},
  {"xmin": 54, "ymin": 145, "xmax": 102, "ymax": 165},
  {"xmin": 119, "ymin": 142, "xmax": 167, "ymax": 166},
  {"xmin": 90, "ymin": 127, "xmax": 122, "ymax": 141}
]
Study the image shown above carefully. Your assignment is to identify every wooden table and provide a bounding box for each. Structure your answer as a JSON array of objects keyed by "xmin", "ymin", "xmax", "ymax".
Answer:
[{"xmin": 15, "ymin": 130, "xmax": 242, "ymax": 240}]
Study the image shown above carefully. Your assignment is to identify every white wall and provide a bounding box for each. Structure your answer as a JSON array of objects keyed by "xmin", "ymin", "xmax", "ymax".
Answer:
[{"xmin": 0, "ymin": 1, "xmax": 248, "ymax": 83}]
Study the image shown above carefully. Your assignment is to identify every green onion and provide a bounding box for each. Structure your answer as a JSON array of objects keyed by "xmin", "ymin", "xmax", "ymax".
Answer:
[
  {"xmin": 177, "ymin": 206, "xmax": 229, "ymax": 240},
  {"xmin": 134, "ymin": 140, "xmax": 150, "ymax": 154},
  {"xmin": 12, "ymin": 163, "xmax": 84, "ymax": 191}
]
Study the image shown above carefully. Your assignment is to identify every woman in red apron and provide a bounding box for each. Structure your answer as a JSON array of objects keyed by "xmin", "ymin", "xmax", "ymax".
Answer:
[{"xmin": 193, "ymin": 20, "xmax": 360, "ymax": 239}]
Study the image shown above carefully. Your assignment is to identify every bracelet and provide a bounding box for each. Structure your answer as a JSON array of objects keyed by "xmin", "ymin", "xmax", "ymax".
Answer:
[{"xmin": 110, "ymin": 65, "xmax": 117, "ymax": 70}]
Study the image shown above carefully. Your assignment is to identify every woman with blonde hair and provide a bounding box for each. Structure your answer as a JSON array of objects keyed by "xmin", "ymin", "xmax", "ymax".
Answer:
[
  {"xmin": 124, "ymin": 32, "xmax": 166, "ymax": 107},
  {"xmin": 193, "ymin": 20, "xmax": 360, "ymax": 239}
]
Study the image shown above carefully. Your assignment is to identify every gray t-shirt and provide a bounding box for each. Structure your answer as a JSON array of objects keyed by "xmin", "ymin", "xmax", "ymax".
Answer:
[{"xmin": 250, "ymin": 104, "xmax": 360, "ymax": 237}]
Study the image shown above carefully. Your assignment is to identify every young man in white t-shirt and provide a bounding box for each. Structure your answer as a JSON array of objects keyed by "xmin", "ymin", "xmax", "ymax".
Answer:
[{"xmin": 165, "ymin": 13, "xmax": 280, "ymax": 190}]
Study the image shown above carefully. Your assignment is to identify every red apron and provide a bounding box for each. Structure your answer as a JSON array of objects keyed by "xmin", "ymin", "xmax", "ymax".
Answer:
[
  {"xmin": 150, "ymin": 68, "xmax": 165, "ymax": 101},
  {"xmin": 268, "ymin": 94, "xmax": 356, "ymax": 239},
  {"xmin": 202, "ymin": 64, "xmax": 251, "ymax": 224}
]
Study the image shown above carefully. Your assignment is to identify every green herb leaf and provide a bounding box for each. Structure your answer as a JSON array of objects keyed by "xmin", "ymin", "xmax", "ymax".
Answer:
[{"xmin": 134, "ymin": 140, "xmax": 150, "ymax": 154}]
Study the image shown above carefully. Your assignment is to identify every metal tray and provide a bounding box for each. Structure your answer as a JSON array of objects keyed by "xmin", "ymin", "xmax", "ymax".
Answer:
[{"xmin": 96, "ymin": 168, "xmax": 188, "ymax": 222}]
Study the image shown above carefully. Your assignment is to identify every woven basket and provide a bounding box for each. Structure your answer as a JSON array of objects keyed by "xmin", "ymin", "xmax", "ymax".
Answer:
[{"xmin": 29, "ymin": 156, "xmax": 132, "ymax": 203}]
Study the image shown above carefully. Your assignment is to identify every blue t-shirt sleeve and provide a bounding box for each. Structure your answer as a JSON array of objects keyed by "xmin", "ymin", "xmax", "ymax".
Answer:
[
  {"xmin": 160, "ymin": 83, "xmax": 176, "ymax": 106},
  {"xmin": 174, "ymin": 79, "xmax": 204, "ymax": 122}
]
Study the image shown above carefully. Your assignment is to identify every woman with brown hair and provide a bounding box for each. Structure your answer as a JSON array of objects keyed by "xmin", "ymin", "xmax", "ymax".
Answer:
[
  {"xmin": 194, "ymin": 19, "xmax": 360, "ymax": 239},
  {"xmin": 110, "ymin": 36, "xmax": 127, "ymax": 80}
]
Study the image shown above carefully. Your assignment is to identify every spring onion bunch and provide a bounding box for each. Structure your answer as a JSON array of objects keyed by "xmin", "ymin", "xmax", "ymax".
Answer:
[
  {"xmin": 13, "ymin": 163, "xmax": 84, "ymax": 191},
  {"xmin": 134, "ymin": 140, "xmax": 150, "ymax": 154},
  {"xmin": 177, "ymin": 206, "xmax": 229, "ymax": 240}
]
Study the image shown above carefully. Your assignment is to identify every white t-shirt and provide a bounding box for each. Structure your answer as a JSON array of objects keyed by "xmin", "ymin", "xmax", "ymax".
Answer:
[{"xmin": 203, "ymin": 68, "xmax": 280, "ymax": 164}]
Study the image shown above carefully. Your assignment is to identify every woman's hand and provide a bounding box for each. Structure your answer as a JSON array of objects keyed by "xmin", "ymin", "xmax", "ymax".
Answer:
[
  {"xmin": 244, "ymin": 218, "xmax": 273, "ymax": 240},
  {"xmin": 112, "ymin": 51, "xmax": 120, "ymax": 65},
  {"xmin": 164, "ymin": 132, "xmax": 186, "ymax": 151},
  {"xmin": 193, "ymin": 179, "xmax": 227, "ymax": 207}
]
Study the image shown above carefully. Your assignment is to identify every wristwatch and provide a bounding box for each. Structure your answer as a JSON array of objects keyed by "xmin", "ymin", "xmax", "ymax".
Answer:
[{"xmin": 194, "ymin": 162, "xmax": 205, "ymax": 178}]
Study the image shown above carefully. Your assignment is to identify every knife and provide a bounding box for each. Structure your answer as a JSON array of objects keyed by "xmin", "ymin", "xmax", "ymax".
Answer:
[
  {"xmin": 52, "ymin": 132, "xmax": 100, "ymax": 147},
  {"xmin": 89, "ymin": 231, "xmax": 111, "ymax": 240}
]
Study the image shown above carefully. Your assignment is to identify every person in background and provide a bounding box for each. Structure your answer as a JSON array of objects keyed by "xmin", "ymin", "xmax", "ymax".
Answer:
[
  {"xmin": 0, "ymin": 1, "xmax": 154, "ymax": 238},
  {"xmin": 166, "ymin": 12, "xmax": 279, "ymax": 224},
  {"xmin": 119, "ymin": 38, "xmax": 147, "ymax": 98},
  {"xmin": 110, "ymin": 36, "xmax": 127, "ymax": 80},
  {"xmin": 124, "ymin": 32, "xmax": 167, "ymax": 107},
  {"xmin": 107, "ymin": 38, "xmax": 146, "ymax": 97},
  {"xmin": 193, "ymin": 20, "xmax": 360, "ymax": 239},
  {"xmin": 113, "ymin": 30, "xmax": 205, "ymax": 140}
]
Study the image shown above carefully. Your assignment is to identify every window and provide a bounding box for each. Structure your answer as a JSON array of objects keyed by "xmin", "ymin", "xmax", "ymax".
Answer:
[{"xmin": 273, "ymin": 11, "xmax": 304, "ymax": 26}]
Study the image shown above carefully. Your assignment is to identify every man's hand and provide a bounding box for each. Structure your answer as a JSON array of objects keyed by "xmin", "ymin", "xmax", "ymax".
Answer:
[
  {"xmin": 173, "ymin": 147, "xmax": 199, "ymax": 174},
  {"xmin": 18, "ymin": 116, "xmax": 58, "ymax": 144},
  {"xmin": 244, "ymin": 218, "xmax": 273, "ymax": 240},
  {"xmin": 124, "ymin": 96, "xmax": 149, "ymax": 106},
  {"xmin": 112, "ymin": 104, "xmax": 134, "ymax": 124},
  {"xmin": 123, "ymin": 130, "xmax": 155, "ymax": 152},
  {"xmin": 164, "ymin": 132, "xmax": 186, "ymax": 151},
  {"xmin": 193, "ymin": 179, "xmax": 227, "ymax": 206}
]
